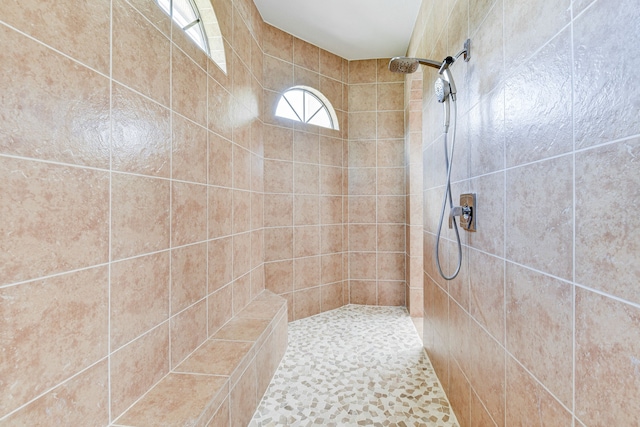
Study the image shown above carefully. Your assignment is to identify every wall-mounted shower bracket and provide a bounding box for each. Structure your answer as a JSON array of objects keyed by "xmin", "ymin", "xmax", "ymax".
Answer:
[
  {"xmin": 449, "ymin": 193, "xmax": 476, "ymax": 232},
  {"xmin": 454, "ymin": 39, "xmax": 471, "ymax": 63},
  {"xmin": 463, "ymin": 39, "xmax": 471, "ymax": 62}
]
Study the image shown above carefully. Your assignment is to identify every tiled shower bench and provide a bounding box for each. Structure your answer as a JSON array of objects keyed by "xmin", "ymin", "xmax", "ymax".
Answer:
[{"xmin": 111, "ymin": 290, "xmax": 288, "ymax": 427}]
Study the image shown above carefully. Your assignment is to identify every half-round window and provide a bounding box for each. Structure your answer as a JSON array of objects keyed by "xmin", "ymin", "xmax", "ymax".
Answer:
[
  {"xmin": 275, "ymin": 86, "xmax": 339, "ymax": 130},
  {"xmin": 156, "ymin": 0, "xmax": 227, "ymax": 73}
]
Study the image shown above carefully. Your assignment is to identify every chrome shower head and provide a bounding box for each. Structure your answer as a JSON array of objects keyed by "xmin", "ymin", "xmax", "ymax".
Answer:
[
  {"xmin": 388, "ymin": 56, "xmax": 442, "ymax": 73},
  {"xmin": 388, "ymin": 57, "xmax": 419, "ymax": 73},
  {"xmin": 434, "ymin": 77, "xmax": 450, "ymax": 103}
]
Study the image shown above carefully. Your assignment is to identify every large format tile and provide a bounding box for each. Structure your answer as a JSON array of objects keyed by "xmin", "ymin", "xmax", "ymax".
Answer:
[
  {"xmin": 0, "ymin": 157, "xmax": 109, "ymax": 285},
  {"xmin": 176, "ymin": 340, "xmax": 253, "ymax": 377},
  {"xmin": 468, "ymin": 319, "xmax": 505, "ymax": 426},
  {"xmin": 171, "ymin": 243, "xmax": 207, "ymax": 315},
  {"xmin": 0, "ymin": 267, "xmax": 108, "ymax": 415},
  {"xmin": 573, "ymin": 0, "xmax": 640, "ymax": 148},
  {"xmin": 172, "ymin": 47, "xmax": 207, "ymax": 126},
  {"xmin": 111, "ymin": 252, "xmax": 170, "ymax": 350},
  {"xmin": 112, "ymin": 0, "xmax": 170, "ymax": 106},
  {"xmin": 468, "ymin": 86, "xmax": 504, "ymax": 177},
  {"xmin": 0, "ymin": 360, "xmax": 109, "ymax": 426},
  {"xmin": 115, "ymin": 373, "xmax": 228, "ymax": 427},
  {"xmin": 504, "ymin": 28, "xmax": 573, "ymax": 167},
  {"xmin": 575, "ymin": 137, "xmax": 640, "ymax": 305},
  {"xmin": 111, "ymin": 83, "xmax": 171, "ymax": 178},
  {"xmin": 171, "ymin": 113, "xmax": 210, "ymax": 185},
  {"xmin": 170, "ymin": 300, "xmax": 208, "ymax": 368},
  {"xmin": 469, "ymin": 249, "xmax": 504, "ymax": 345},
  {"xmin": 111, "ymin": 173, "xmax": 170, "ymax": 260},
  {"xmin": 506, "ymin": 155, "xmax": 573, "ymax": 280},
  {"xmin": 506, "ymin": 356, "xmax": 573, "ymax": 426},
  {"xmin": 575, "ymin": 288, "xmax": 640, "ymax": 426},
  {"xmin": 506, "ymin": 262, "xmax": 573, "ymax": 407},
  {"xmin": 504, "ymin": 0, "xmax": 571, "ymax": 70},
  {"xmin": 213, "ymin": 317, "xmax": 270, "ymax": 342},
  {"xmin": 172, "ymin": 181, "xmax": 207, "ymax": 246},
  {"xmin": 0, "ymin": 25, "xmax": 110, "ymax": 168},
  {"xmin": 0, "ymin": 0, "xmax": 110, "ymax": 73},
  {"xmin": 110, "ymin": 324, "xmax": 170, "ymax": 419}
]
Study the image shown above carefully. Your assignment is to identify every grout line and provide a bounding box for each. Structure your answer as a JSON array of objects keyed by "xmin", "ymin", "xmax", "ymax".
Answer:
[
  {"xmin": 291, "ymin": 109, "xmax": 297, "ymax": 319},
  {"xmin": 205, "ymin": 34, "xmax": 211, "ymax": 340},
  {"xmin": 570, "ymin": 1, "xmax": 577, "ymax": 421},
  {"xmin": 501, "ymin": 0, "xmax": 507, "ymax": 421},
  {"xmin": 572, "ymin": 282, "xmax": 640, "ymax": 310},
  {"xmin": 374, "ymin": 68, "xmax": 379, "ymax": 306},
  {"xmin": 168, "ymin": 13, "xmax": 174, "ymax": 372},
  {"xmin": 108, "ymin": 0, "xmax": 114, "ymax": 422},
  {"xmin": 0, "ymin": 149, "xmax": 217, "ymax": 188},
  {"xmin": 0, "ymin": 261, "xmax": 112, "ymax": 290},
  {"xmin": 0, "ymin": 153, "xmax": 113, "ymax": 175}
]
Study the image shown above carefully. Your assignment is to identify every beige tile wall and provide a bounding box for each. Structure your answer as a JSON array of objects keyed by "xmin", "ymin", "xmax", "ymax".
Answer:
[
  {"xmin": 347, "ymin": 59, "xmax": 407, "ymax": 307},
  {"xmin": 261, "ymin": 34, "xmax": 411, "ymax": 317},
  {"xmin": 405, "ymin": 70, "xmax": 425, "ymax": 316},
  {"xmin": 412, "ymin": 0, "xmax": 640, "ymax": 425},
  {"xmin": 0, "ymin": 0, "xmax": 266, "ymax": 422},
  {"xmin": 261, "ymin": 24, "xmax": 349, "ymax": 321},
  {"xmin": 7, "ymin": 0, "xmax": 638, "ymax": 425}
]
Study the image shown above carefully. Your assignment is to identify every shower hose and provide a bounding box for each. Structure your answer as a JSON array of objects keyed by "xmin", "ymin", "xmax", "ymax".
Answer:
[{"xmin": 434, "ymin": 99, "xmax": 462, "ymax": 280}]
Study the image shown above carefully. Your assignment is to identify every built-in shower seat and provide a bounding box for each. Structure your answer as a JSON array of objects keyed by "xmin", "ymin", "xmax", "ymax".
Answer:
[{"xmin": 111, "ymin": 290, "xmax": 288, "ymax": 427}]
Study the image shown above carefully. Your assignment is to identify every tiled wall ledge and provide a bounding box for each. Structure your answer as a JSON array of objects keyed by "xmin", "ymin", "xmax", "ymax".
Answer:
[{"xmin": 111, "ymin": 291, "xmax": 288, "ymax": 427}]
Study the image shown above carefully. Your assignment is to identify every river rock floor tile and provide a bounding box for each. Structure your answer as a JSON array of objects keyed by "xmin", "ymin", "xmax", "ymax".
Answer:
[{"xmin": 249, "ymin": 305, "xmax": 459, "ymax": 426}]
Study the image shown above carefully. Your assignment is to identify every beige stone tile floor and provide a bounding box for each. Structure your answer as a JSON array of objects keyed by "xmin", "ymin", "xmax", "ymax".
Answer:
[{"xmin": 249, "ymin": 305, "xmax": 458, "ymax": 426}]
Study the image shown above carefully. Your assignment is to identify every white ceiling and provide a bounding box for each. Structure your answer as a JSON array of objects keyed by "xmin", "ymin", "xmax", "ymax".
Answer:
[{"xmin": 253, "ymin": 0, "xmax": 421, "ymax": 60}]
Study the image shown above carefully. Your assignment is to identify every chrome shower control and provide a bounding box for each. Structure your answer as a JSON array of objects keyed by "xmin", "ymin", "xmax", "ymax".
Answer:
[
  {"xmin": 448, "ymin": 193, "xmax": 476, "ymax": 232},
  {"xmin": 459, "ymin": 193, "xmax": 476, "ymax": 231}
]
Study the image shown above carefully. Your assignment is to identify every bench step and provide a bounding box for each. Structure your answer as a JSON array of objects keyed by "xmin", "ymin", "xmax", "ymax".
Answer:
[{"xmin": 112, "ymin": 290, "xmax": 287, "ymax": 427}]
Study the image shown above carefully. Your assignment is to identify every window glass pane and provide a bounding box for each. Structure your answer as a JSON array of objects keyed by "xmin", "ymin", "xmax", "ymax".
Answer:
[
  {"xmin": 304, "ymin": 94, "xmax": 322, "ymax": 122},
  {"xmin": 155, "ymin": 0, "xmax": 228, "ymax": 74},
  {"xmin": 284, "ymin": 89, "xmax": 304, "ymax": 119},
  {"xmin": 172, "ymin": 0, "xmax": 198, "ymax": 28},
  {"xmin": 307, "ymin": 108, "xmax": 332, "ymax": 129},
  {"xmin": 193, "ymin": 0, "xmax": 226, "ymax": 73},
  {"xmin": 275, "ymin": 98, "xmax": 301, "ymax": 122},
  {"xmin": 185, "ymin": 25, "xmax": 206, "ymax": 51},
  {"xmin": 157, "ymin": 0, "xmax": 171, "ymax": 15}
]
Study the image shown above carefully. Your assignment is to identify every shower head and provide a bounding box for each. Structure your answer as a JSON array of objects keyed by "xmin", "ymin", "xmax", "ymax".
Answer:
[
  {"xmin": 388, "ymin": 57, "xmax": 418, "ymax": 73},
  {"xmin": 435, "ymin": 77, "xmax": 451, "ymax": 128},
  {"xmin": 388, "ymin": 57, "xmax": 442, "ymax": 74},
  {"xmin": 389, "ymin": 39, "xmax": 471, "ymax": 76},
  {"xmin": 434, "ymin": 77, "xmax": 450, "ymax": 103}
]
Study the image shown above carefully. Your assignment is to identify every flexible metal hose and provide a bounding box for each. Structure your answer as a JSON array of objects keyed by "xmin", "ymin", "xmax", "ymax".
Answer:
[{"xmin": 434, "ymin": 99, "xmax": 462, "ymax": 280}]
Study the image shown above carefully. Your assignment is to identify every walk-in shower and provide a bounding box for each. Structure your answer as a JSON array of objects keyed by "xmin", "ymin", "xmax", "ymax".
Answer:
[{"xmin": 389, "ymin": 39, "xmax": 474, "ymax": 280}]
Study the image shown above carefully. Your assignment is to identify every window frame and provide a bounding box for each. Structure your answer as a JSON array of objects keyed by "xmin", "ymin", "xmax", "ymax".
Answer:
[
  {"xmin": 275, "ymin": 86, "xmax": 340, "ymax": 131},
  {"xmin": 155, "ymin": 0, "xmax": 227, "ymax": 73}
]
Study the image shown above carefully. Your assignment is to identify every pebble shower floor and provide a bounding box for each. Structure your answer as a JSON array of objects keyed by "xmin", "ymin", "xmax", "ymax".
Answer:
[{"xmin": 249, "ymin": 305, "xmax": 459, "ymax": 426}]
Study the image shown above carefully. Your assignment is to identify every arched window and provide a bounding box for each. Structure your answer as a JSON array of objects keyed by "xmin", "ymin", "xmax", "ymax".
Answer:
[
  {"xmin": 275, "ymin": 86, "xmax": 339, "ymax": 130},
  {"xmin": 156, "ymin": 0, "xmax": 227, "ymax": 73}
]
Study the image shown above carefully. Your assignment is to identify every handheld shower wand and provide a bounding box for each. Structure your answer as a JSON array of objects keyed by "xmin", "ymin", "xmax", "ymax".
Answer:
[{"xmin": 388, "ymin": 40, "xmax": 471, "ymax": 281}]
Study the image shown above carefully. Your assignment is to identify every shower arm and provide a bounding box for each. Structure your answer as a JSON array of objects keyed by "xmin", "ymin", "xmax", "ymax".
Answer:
[{"xmin": 415, "ymin": 58, "xmax": 442, "ymax": 69}]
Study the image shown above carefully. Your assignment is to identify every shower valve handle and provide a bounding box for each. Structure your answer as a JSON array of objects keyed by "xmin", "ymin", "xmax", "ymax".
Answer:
[{"xmin": 448, "ymin": 205, "xmax": 473, "ymax": 230}]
